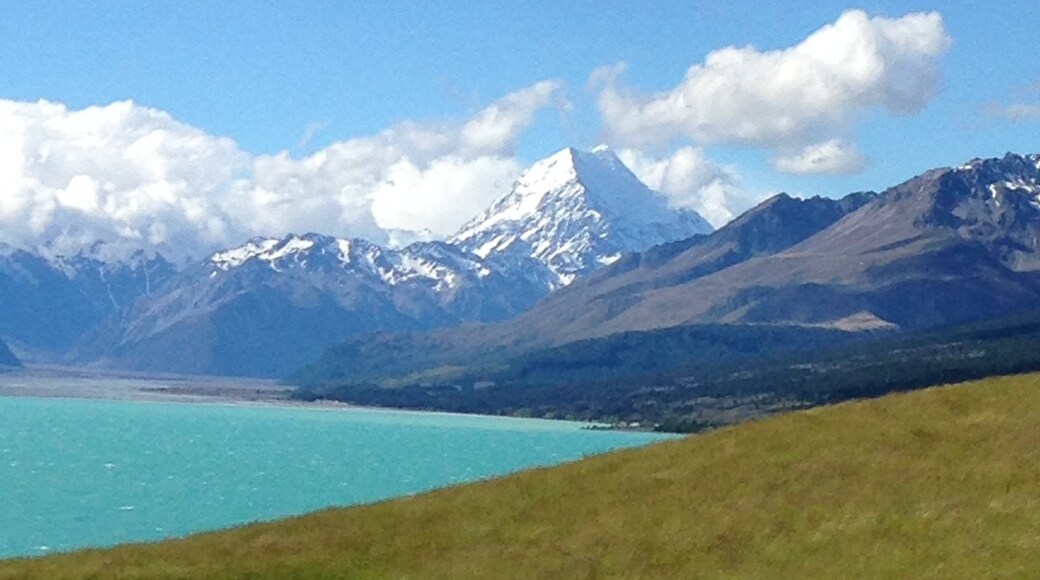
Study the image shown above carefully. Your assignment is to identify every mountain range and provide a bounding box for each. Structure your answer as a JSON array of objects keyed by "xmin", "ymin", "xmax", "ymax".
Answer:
[
  {"xmin": 5, "ymin": 147, "xmax": 711, "ymax": 377},
  {"xmin": 2, "ymin": 148, "xmax": 1039, "ymax": 385},
  {"xmin": 296, "ymin": 152, "xmax": 1040, "ymax": 387}
]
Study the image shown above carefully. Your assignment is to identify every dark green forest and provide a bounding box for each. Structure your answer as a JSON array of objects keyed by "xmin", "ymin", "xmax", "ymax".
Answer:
[{"xmin": 294, "ymin": 310, "xmax": 1040, "ymax": 432}]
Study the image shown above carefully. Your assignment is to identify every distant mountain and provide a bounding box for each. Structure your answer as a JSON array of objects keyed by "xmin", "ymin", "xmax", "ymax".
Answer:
[
  {"xmin": 0, "ymin": 246, "xmax": 175, "ymax": 356},
  {"xmin": 74, "ymin": 234, "xmax": 553, "ymax": 377},
  {"xmin": 78, "ymin": 147, "xmax": 709, "ymax": 377},
  {"xmin": 450, "ymin": 146, "xmax": 713, "ymax": 288},
  {"xmin": 295, "ymin": 152, "xmax": 1040, "ymax": 387},
  {"xmin": 0, "ymin": 338, "xmax": 20, "ymax": 368}
]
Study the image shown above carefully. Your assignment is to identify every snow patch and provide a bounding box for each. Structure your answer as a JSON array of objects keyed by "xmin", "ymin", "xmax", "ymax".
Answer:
[{"xmin": 210, "ymin": 238, "xmax": 279, "ymax": 270}]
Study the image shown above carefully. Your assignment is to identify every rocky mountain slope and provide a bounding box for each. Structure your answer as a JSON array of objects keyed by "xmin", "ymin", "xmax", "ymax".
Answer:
[{"xmin": 0, "ymin": 246, "xmax": 175, "ymax": 356}]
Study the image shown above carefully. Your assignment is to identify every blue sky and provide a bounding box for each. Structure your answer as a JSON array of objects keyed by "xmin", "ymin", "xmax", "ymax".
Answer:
[{"xmin": 0, "ymin": 1, "xmax": 1037, "ymax": 257}]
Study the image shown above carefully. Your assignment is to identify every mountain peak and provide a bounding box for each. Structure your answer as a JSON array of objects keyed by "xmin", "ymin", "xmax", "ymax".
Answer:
[{"xmin": 449, "ymin": 147, "xmax": 713, "ymax": 288}]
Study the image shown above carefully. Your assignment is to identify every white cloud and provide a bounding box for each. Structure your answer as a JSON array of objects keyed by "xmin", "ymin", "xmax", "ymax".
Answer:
[
  {"xmin": 0, "ymin": 80, "xmax": 565, "ymax": 260},
  {"xmin": 596, "ymin": 10, "xmax": 950, "ymax": 174},
  {"xmin": 248, "ymin": 80, "xmax": 565, "ymax": 239},
  {"xmin": 617, "ymin": 147, "xmax": 752, "ymax": 227},
  {"xmin": 772, "ymin": 139, "xmax": 868, "ymax": 175},
  {"xmin": 369, "ymin": 155, "xmax": 521, "ymax": 235},
  {"xmin": 459, "ymin": 80, "xmax": 566, "ymax": 154},
  {"xmin": 984, "ymin": 102, "xmax": 1040, "ymax": 122},
  {"xmin": 0, "ymin": 99, "xmax": 250, "ymax": 260}
]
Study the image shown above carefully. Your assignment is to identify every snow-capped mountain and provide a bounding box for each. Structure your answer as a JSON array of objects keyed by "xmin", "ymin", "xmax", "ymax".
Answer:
[
  {"xmin": 208, "ymin": 234, "xmax": 492, "ymax": 291},
  {"xmin": 203, "ymin": 232, "xmax": 557, "ymax": 314},
  {"xmin": 73, "ymin": 233, "xmax": 555, "ymax": 377},
  {"xmin": 449, "ymin": 146, "xmax": 714, "ymax": 287},
  {"xmin": 65, "ymin": 147, "xmax": 718, "ymax": 377}
]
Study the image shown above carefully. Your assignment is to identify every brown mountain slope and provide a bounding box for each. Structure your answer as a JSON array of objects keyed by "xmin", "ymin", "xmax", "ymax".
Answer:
[{"xmin": 508, "ymin": 153, "xmax": 1040, "ymax": 341}]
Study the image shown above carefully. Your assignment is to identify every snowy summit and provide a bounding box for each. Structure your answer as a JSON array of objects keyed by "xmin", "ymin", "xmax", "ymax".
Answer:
[{"xmin": 449, "ymin": 147, "xmax": 713, "ymax": 287}]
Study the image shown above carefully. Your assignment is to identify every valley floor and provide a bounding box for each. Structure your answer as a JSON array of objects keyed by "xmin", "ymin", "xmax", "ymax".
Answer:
[
  {"xmin": 0, "ymin": 365, "xmax": 296, "ymax": 407},
  {"xmin": 4, "ymin": 372, "xmax": 1040, "ymax": 578}
]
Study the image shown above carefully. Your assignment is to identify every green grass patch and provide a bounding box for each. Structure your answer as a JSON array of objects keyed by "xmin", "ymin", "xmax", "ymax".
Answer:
[{"xmin": 5, "ymin": 373, "xmax": 1040, "ymax": 578}]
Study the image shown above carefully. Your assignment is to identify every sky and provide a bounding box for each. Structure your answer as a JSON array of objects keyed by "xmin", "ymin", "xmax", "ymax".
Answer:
[{"xmin": 0, "ymin": 1, "xmax": 1037, "ymax": 260}]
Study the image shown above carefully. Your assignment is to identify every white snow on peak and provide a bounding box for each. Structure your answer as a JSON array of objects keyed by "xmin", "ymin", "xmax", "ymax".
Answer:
[
  {"xmin": 208, "ymin": 233, "xmax": 493, "ymax": 292},
  {"xmin": 206, "ymin": 144, "xmax": 719, "ymax": 295},
  {"xmin": 210, "ymin": 238, "xmax": 280, "ymax": 270},
  {"xmin": 336, "ymin": 239, "xmax": 352, "ymax": 265},
  {"xmin": 1005, "ymin": 180, "xmax": 1040, "ymax": 195},
  {"xmin": 448, "ymin": 146, "xmax": 713, "ymax": 288},
  {"xmin": 263, "ymin": 236, "xmax": 315, "ymax": 264},
  {"xmin": 209, "ymin": 234, "xmax": 326, "ymax": 271}
]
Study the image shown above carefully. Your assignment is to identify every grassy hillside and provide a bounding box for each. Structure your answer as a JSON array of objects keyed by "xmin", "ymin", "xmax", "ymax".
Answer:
[{"xmin": 5, "ymin": 373, "xmax": 1040, "ymax": 578}]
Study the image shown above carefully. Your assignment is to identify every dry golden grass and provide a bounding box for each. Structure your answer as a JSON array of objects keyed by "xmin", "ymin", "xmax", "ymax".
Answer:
[{"xmin": 5, "ymin": 373, "xmax": 1040, "ymax": 579}]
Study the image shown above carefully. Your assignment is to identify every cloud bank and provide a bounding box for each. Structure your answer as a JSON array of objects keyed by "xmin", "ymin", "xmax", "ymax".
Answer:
[
  {"xmin": 0, "ymin": 81, "xmax": 564, "ymax": 260},
  {"xmin": 596, "ymin": 9, "xmax": 950, "ymax": 174},
  {"xmin": 0, "ymin": 100, "xmax": 250, "ymax": 260}
]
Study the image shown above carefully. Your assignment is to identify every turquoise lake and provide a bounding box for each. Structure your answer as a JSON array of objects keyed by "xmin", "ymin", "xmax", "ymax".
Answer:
[{"xmin": 0, "ymin": 396, "xmax": 671, "ymax": 559}]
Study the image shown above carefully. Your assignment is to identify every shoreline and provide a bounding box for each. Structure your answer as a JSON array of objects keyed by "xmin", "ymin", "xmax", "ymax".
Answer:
[{"xmin": 0, "ymin": 365, "xmax": 620, "ymax": 430}]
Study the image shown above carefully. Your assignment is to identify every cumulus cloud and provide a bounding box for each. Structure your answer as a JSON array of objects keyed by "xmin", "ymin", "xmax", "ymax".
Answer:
[
  {"xmin": 0, "ymin": 99, "xmax": 250, "ymax": 260},
  {"xmin": 369, "ymin": 156, "xmax": 521, "ymax": 235},
  {"xmin": 617, "ymin": 147, "xmax": 751, "ymax": 227},
  {"xmin": 772, "ymin": 139, "xmax": 868, "ymax": 175},
  {"xmin": 0, "ymin": 80, "xmax": 565, "ymax": 260},
  {"xmin": 596, "ymin": 10, "xmax": 950, "ymax": 174}
]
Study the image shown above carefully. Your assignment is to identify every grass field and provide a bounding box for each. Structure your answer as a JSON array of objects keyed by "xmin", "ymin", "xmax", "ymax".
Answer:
[{"xmin": 4, "ymin": 373, "xmax": 1040, "ymax": 579}]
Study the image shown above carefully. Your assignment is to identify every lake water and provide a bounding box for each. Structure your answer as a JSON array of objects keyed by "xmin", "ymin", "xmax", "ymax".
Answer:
[{"xmin": 0, "ymin": 395, "xmax": 671, "ymax": 559}]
